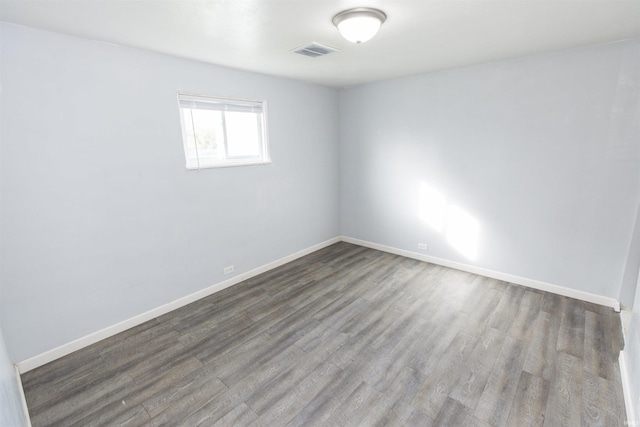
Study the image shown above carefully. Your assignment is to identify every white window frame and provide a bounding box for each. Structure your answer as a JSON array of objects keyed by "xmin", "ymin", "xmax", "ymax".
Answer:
[{"xmin": 177, "ymin": 93, "xmax": 271, "ymax": 170}]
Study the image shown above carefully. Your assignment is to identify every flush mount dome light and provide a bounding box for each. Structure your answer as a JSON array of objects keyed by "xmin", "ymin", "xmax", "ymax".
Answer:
[{"xmin": 332, "ymin": 7, "xmax": 386, "ymax": 43}]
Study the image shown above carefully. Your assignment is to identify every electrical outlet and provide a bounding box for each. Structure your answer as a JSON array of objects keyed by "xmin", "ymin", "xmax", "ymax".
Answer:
[
  {"xmin": 418, "ymin": 243, "xmax": 428, "ymax": 251},
  {"xmin": 224, "ymin": 265, "xmax": 234, "ymax": 275}
]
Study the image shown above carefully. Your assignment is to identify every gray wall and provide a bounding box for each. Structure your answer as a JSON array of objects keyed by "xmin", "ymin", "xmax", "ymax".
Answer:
[
  {"xmin": 339, "ymin": 39, "xmax": 640, "ymax": 301},
  {"xmin": 0, "ymin": 84, "xmax": 28, "ymax": 425},
  {"xmin": 621, "ymin": 201, "xmax": 640, "ymax": 307},
  {"xmin": 0, "ymin": 23, "xmax": 340, "ymax": 362},
  {"xmin": 0, "ymin": 329, "xmax": 27, "ymax": 426},
  {"xmin": 626, "ymin": 273, "xmax": 640, "ymax": 421},
  {"xmin": 624, "ymin": 168, "xmax": 640, "ymax": 419}
]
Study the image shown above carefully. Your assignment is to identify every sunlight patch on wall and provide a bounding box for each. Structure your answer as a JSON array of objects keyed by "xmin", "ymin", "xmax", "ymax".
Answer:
[
  {"xmin": 419, "ymin": 183, "xmax": 446, "ymax": 232},
  {"xmin": 446, "ymin": 204, "xmax": 480, "ymax": 260},
  {"xmin": 419, "ymin": 182, "xmax": 480, "ymax": 261}
]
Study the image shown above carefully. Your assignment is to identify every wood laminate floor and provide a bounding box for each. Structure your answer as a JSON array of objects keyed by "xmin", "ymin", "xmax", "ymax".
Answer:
[{"xmin": 21, "ymin": 242, "xmax": 627, "ymax": 426}]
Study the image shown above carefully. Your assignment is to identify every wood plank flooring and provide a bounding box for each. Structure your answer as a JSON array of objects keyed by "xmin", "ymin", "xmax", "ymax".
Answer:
[{"xmin": 21, "ymin": 242, "xmax": 627, "ymax": 426}]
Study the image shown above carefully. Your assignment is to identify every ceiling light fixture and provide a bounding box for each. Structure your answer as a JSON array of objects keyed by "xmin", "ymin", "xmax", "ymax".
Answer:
[{"xmin": 332, "ymin": 7, "xmax": 387, "ymax": 44}]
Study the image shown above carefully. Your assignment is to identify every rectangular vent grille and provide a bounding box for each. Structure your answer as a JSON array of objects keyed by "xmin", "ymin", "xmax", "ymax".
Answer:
[{"xmin": 291, "ymin": 42, "xmax": 339, "ymax": 58}]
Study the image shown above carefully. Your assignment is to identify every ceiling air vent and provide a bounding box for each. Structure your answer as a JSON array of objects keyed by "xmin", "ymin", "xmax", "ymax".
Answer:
[{"xmin": 291, "ymin": 42, "xmax": 339, "ymax": 58}]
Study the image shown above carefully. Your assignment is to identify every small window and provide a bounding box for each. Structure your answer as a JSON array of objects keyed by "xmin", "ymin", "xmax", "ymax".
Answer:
[{"xmin": 177, "ymin": 93, "xmax": 270, "ymax": 169}]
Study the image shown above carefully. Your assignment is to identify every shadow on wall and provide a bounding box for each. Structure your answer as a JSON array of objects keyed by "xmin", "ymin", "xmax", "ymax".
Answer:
[{"xmin": 419, "ymin": 182, "xmax": 480, "ymax": 260}]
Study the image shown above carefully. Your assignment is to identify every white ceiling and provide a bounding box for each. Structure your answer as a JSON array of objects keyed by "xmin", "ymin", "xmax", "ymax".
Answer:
[{"xmin": 1, "ymin": 1, "xmax": 639, "ymax": 87}]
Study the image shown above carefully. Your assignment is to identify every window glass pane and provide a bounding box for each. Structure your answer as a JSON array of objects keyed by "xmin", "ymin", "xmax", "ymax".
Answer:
[
  {"xmin": 181, "ymin": 109, "xmax": 199, "ymax": 168},
  {"xmin": 182, "ymin": 109, "xmax": 197, "ymax": 151},
  {"xmin": 225, "ymin": 111, "xmax": 261, "ymax": 158},
  {"xmin": 177, "ymin": 93, "xmax": 269, "ymax": 169},
  {"xmin": 190, "ymin": 109, "xmax": 224, "ymax": 161}
]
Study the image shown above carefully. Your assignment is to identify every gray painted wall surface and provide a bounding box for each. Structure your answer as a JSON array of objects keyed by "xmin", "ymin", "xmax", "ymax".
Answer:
[
  {"xmin": 0, "ymin": 23, "xmax": 340, "ymax": 362},
  {"xmin": 0, "ymin": 329, "xmax": 27, "ymax": 426},
  {"xmin": 628, "ymin": 276, "xmax": 640, "ymax": 422},
  {"xmin": 339, "ymin": 39, "xmax": 640, "ymax": 301},
  {"xmin": 0, "ymin": 72, "xmax": 28, "ymax": 424},
  {"xmin": 621, "ymin": 201, "xmax": 640, "ymax": 307}
]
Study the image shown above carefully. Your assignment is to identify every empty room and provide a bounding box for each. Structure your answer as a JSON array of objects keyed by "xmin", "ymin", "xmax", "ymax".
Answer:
[{"xmin": 1, "ymin": 0, "xmax": 640, "ymax": 425}]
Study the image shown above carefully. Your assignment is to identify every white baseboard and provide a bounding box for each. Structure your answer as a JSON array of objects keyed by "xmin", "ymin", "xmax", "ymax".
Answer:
[
  {"xmin": 16, "ymin": 237, "xmax": 341, "ymax": 373},
  {"xmin": 619, "ymin": 351, "xmax": 638, "ymax": 425},
  {"xmin": 14, "ymin": 364, "xmax": 32, "ymax": 427},
  {"xmin": 17, "ymin": 234, "xmax": 621, "ymax": 373},
  {"xmin": 341, "ymin": 236, "xmax": 621, "ymax": 311}
]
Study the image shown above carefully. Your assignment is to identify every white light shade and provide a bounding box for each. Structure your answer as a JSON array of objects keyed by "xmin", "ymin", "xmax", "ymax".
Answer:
[{"xmin": 333, "ymin": 8, "xmax": 386, "ymax": 44}]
